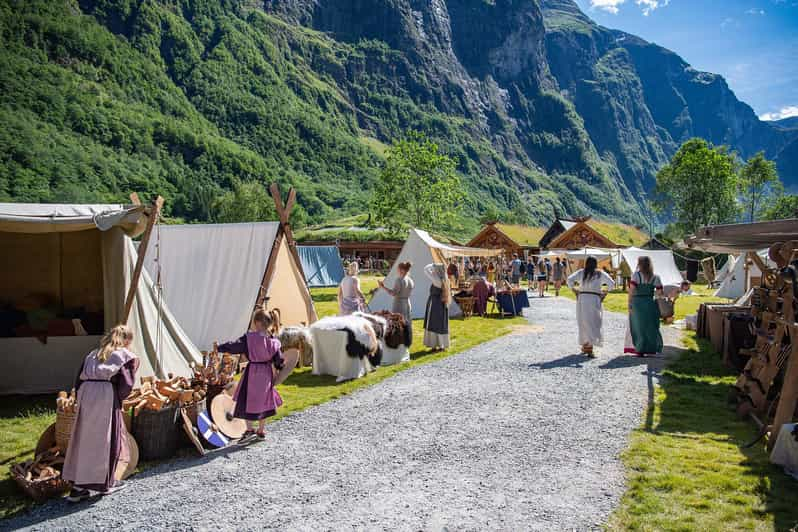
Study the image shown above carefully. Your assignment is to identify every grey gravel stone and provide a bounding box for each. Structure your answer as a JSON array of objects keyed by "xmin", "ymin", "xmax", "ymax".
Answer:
[{"xmin": 4, "ymin": 296, "xmax": 678, "ymax": 531}]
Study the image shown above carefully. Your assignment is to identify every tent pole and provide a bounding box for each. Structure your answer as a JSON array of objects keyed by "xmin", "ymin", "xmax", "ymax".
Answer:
[{"xmin": 123, "ymin": 196, "xmax": 164, "ymax": 323}]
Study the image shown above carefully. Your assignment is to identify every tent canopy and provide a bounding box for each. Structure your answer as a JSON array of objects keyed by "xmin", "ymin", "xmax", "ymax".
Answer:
[
  {"xmin": 298, "ymin": 245, "xmax": 345, "ymax": 287},
  {"xmin": 561, "ymin": 247, "xmax": 615, "ymax": 260},
  {"xmin": 619, "ymin": 247, "xmax": 683, "ymax": 287},
  {"xmin": 0, "ymin": 202, "xmax": 201, "ymax": 395},
  {"xmin": 369, "ymin": 229, "xmax": 498, "ymax": 319},
  {"xmin": 714, "ymin": 251, "xmax": 772, "ymax": 299},
  {"xmin": 143, "ymin": 222, "xmax": 316, "ymax": 350},
  {"xmin": 684, "ymin": 219, "xmax": 798, "ymax": 253}
]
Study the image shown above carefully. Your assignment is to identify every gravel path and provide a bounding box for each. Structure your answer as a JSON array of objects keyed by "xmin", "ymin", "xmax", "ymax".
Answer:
[{"xmin": 6, "ymin": 296, "xmax": 679, "ymax": 531}]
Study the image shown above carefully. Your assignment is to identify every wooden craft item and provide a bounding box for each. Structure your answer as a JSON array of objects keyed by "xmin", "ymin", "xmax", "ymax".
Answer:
[
  {"xmin": 210, "ymin": 393, "xmax": 246, "ymax": 439},
  {"xmin": 34, "ymin": 424, "xmax": 57, "ymax": 457},
  {"xmin": 180, "ymin": 407, "xmax": 206, "ymax": 456},
  {"xmin": 274, "ymin": 348, "xmax": 299, "ymax": 386},
  {"xmin": 115, "ymin": 431, "xmax": 139, "ymax": 481},
  {"xmin": 197, "ymin": 410, "xmax": 231, "ymax": 448}
]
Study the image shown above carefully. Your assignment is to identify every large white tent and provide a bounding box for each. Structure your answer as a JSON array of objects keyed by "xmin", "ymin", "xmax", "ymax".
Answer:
[
  {"xmin": 714, "ymin": 251, "xmax": 773, "ymax": 300},
  {"xmin": 369, "ymin": 229, "xmax": 501, "ymax": 319},
  {"xmin": 0, "ymin": 203, "xmax": 201, "ymax": 395},
  {"xmin": 619, "ymin": 247, "xmax": 683, "ymax": 287},
  {"xmin": 142, "ymin": 222, "xmax": 317, "ymax": 350}
]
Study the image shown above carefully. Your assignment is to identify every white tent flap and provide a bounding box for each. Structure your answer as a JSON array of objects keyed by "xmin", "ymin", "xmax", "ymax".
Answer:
[
  {"xmin": 620, "ymin": 247, "xmax": 683, "ymax": 287},
  {"xmin": 142, "ymin": 223, "xmax": 280, "ymax": 350}
]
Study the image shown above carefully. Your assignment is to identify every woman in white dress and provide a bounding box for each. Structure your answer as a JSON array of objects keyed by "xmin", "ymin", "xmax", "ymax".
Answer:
[
  {"xmin": 338, "ymin": 262, "xmax": 365, "ymax": 315},
  {"xmin": 566, "ymin": 256, "xmax": 615, "ymax": 357}
]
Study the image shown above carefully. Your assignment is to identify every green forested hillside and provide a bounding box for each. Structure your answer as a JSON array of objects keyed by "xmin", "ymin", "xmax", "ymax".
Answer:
[{"xmin": 0, "ymin": 0, "xmax": 795, "ymax": 233}]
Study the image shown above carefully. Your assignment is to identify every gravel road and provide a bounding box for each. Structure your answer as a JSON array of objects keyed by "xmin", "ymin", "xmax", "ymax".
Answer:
[{"xmin": 5, "ymin": 296, "xmax": 679, "ymax": 531}]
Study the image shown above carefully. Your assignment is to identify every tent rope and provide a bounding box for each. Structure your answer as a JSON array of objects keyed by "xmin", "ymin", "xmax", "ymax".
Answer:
[{"xmin": 154, "ymin": 213, "xmax": 164, "ymax": 376}]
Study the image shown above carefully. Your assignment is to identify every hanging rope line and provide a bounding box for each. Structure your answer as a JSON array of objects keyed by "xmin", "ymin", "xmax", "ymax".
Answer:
[{"xmin": 153, "ymin": 211, "xmax": 164, "ymax": 376}]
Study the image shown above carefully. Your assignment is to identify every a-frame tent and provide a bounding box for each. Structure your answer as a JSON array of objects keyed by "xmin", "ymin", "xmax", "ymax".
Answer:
[
  {"xmin": 369, "ymin": 229, "xmax": 502, "ymax": 319},
  {"xmin": 0, "ymin": 198, "xmax": 202, "ymax": 395},
  {"xmin": 297, "ymin": 245, "xmax": 345, "ymax": 287},
  {"xmin": 142, "ymin": 185, "xmax": 317, "ymax": 350}
]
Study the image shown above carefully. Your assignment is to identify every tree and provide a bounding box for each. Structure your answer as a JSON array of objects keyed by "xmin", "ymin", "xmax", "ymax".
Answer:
[
  {"xmin": 653, "ymin": 138, "xmax": 739, "ymax": 236},
  {"xmin": 738, "ymin": 151, "xmax": 781, "ymax": 222},
  {"xmin": 371, "ymin": 131, "xmax": 464, "ymax": 234},
  {"xmin": 761, "ymin": 194, "xmax": 798, "ymax": 221},
  {"xmin": 211, "ymin": 179, "xmax": 276, "ymax": 223}
]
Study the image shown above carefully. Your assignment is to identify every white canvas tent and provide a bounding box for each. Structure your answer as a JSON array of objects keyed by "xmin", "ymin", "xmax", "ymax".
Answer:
[
  {"xmin": 0, "ymin": 202, "xmax": 201, "ymax": 395},
  {"xmin": 369, "ymin": 229, "xmax": 502, "ymax": 319},
  {"xmin": 714, "ymin": 255, "xmax": 737, "ymax": 286},
  {"xmin": 714, "ymin": 251, "xmax": 773, "ymax": 299},
  {"xmin": 143, "ymin": 222, "xmax": 317, "ymax": 350},
  {"xmin": 619, "ymin": 247, "xmax": 683, "ymax": 287}
]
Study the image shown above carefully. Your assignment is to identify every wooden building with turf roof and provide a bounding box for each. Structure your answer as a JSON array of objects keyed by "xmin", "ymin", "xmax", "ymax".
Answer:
[
  {"xmin": 467, "ymin": 222, "xmax": 546, "ymax": 258},
  {"xmin": 540, "ymin": 216, "xmax": 649, "ymax": 250}
]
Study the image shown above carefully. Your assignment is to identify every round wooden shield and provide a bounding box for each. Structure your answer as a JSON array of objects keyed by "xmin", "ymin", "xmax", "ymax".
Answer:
[
  {"xmin": 115, "ymin": 432, "xmax": 138, "ymax": 481},
  {"xmin": 197, "ymin": 410, "xmax": 231, "ymax": 448},
  {"xmin": 274, "ymin": 348, "xmax": 299, "ymax": 386},
  {"xmin": 34, "ymin": 423, "xmax": 57, "ymax": 457},
  {"xmin": 210, "ymin": 393, "xmax": 246, "ymax": 439}
]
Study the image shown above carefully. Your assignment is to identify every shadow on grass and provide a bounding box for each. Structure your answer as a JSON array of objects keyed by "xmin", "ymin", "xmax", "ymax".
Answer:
[{"xmin": 622, "ymin": 334, "xmax": 798, "ymax": 530}]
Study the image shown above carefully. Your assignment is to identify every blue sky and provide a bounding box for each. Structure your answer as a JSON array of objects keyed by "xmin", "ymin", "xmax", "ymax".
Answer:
[{"xmin": 572, "ymin": 0, "xmax": 798, "ymax": 121}]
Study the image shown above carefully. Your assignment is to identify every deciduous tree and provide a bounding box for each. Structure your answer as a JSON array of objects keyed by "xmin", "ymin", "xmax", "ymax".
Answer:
[{"xmin": 738, "ymin": 151, "xmax": 781, "ymax": 222}]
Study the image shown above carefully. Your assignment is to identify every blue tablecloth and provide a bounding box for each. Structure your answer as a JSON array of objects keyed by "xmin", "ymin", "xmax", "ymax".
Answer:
[{"xmin": 497, "ymin": 290, "xmax": 530, "ymax": 316}]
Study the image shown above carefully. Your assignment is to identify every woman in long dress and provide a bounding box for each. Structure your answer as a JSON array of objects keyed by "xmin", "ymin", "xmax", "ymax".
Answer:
[
  {"xmin": 338, "ymin": 262, "xmax": 365, "ymax": 315},
  {"xmin": 626, "ymin": 256, "xmax": 664, "ymax": 356},
  {"xmin": 423, "ymin": 263, "xmax": 451, "ymax": 351},
  {"xmin": 566, "ymin": 256, "xmax": 615, "ymax": 357},
  {"xmin": 378, "ymin": 261, "xmax": 415, "ymax": 345},
  {"xmin": 63, "ymin": 324, "xmax": 139, "ymax": 502}
]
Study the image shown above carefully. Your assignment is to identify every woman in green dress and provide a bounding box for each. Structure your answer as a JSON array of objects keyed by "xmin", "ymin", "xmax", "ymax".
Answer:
[{"xmin": 626, "ymin": 256, "xmax": 664, "ymax": 356}]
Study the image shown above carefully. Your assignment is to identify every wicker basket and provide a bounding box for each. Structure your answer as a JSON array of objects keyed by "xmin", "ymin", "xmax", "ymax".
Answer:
[
  {"xmin": 55, "ymin": 409, "xmax": 77, "ymax": 452},
  {"xmin": 11, "ymin": 469, "xmax": 70, "ymax": 502},
  {"xmin": 131, "ymin": 405, "xmax": 181, "ymax": 461}
]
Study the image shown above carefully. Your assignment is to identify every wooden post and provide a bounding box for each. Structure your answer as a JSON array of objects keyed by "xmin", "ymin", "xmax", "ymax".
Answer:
[
  {"xmin": 769, "ymin": 324, "xmax": 798, "ymax": 450},
  {"xmin": 123, "ymin": 196, "xmax": 164, "ymax": 323}
]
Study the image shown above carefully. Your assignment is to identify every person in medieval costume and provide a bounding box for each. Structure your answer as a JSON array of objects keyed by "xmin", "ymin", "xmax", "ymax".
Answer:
[
  {"xmin": 423, "ymin": 263, "xmax": 451, "ymax": 351},
  {"xmin": 64, "ymin": 325, "xmax": 139, "ymax": 502},
  {"xmin": 566, "ymin": 256, "xmax": 615, "ymax": 357},
  {"xmin": 217, "ymin": 308, "xmax": 285, "ymax": 439},
  {"xmin": 378, "ymin": 261, "xmax": 415, "ymax": 346},
  {"xmin": 338, "ymin": 262, "xmax": 365, "ymax": 315},
  {"xmin": 625, "ymin": 256, "xmax": 664, "ymax": 356}
]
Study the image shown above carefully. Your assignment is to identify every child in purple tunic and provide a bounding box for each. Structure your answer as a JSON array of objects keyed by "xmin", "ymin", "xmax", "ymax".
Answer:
[
  {"xmin": 64, "ymin": 324, "xmax": 139, "ymax": 503},
  {"xmin": 217, "ymin": 308, "xmax": 284, "ymax": 439}
]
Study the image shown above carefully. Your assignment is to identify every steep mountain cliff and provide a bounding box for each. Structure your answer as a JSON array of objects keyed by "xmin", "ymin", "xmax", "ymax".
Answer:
[{"xmin": 0, "ymin": 0, "xmax": 794, "ymax": 231}]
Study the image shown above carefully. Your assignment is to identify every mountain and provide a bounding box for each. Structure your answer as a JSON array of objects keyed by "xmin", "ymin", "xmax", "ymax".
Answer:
[
  {"xmin": 0, "ymin": 0, "xmax": 795, "ymax": 232},
  {"xmin": 769, "ymin": 117, "xmax": 798, "ymax": 131}
]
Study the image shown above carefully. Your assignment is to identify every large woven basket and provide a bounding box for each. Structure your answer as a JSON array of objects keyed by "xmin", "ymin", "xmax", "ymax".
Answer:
[
  {"xmin": 11, "ymin": 470, "xmax": 70, "ymax": 502},
  {"xmin": 131, "ymin": 405, "xmax": 181, "ymax": 461},
  {"xmin": 55, "ymin": 409, "xmax": 77, "ymax": 452}
]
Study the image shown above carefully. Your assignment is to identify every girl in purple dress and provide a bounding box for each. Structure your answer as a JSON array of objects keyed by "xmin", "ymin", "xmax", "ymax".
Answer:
[{"xmin": 217, "ymin": 308, "xmax": 284, "ymax": 439}]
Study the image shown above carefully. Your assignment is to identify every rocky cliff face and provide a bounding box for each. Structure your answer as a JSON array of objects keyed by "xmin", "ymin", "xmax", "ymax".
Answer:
[{"xmin": 2, "ymin": 0, "xmax": 796, "ymax": 230}]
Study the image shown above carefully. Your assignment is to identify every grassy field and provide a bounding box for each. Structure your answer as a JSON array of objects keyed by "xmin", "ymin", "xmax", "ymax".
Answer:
[
  {"xmin": 0, "ymin": 274, "xmax": 523, "ymax": 519},
  {"xmin": 608, "ymin": 333, "xmax": 798, "ymax": 531}
]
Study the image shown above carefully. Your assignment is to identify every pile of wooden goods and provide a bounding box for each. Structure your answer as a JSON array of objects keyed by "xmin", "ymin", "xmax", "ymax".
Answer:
[
  {"xmin": 712, "ymin": 242, "xmax": 798, "ymax": 451},
  {"xmin": 55, "ymin": 389, "xmax": 77, "ymax": 414},
  {"xmin": 193, "ymin": 348, "xmax": 238, "ymax": 387},
  {"xmin": 122, "ymin": 374, "xmax": 206, "ymax": 415},
  {"xmin": 10, "ymin": 448, "xmax": 70, "ymax": 501}
]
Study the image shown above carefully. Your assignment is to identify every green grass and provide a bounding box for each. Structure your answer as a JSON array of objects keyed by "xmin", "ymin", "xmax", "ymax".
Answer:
[
  {"xmin": 608, "ymin": 333, "xmax": 798, "ymax": 531},
  {"xmin": 0, "ymin": 274, "xmax": 523, "ymax": 519}
]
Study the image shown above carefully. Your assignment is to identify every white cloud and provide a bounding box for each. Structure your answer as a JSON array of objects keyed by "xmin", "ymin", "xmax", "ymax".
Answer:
[
  {"xmin": 759, "ymin": 106, "xmax": 798, "ymax": 121},
  {"xmin": 590, "ymin": 0, "xmax": 626, "ymax": 14},
  {"xmin": 637, "ymin": 0, "xmax": 670, "ymax": 15},
  {"xmin": 745, "ymin": 7, "xmax": 766, "ymax": 14},
  {"xmin": 589, "ymin": 0, "xmax": 670, "ymax": 14},
  {"xmin": 720, "ymin": 17, "xmax": 738, "ymax": 29}
]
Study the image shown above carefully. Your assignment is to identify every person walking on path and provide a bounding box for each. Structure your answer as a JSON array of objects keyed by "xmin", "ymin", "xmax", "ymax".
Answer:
[
  {"xmin": 338, "ymin": 262, "xmax": 365, "ymax": 315},
  {"xmin": 63, "ymin": 325, "xmax": 139, "ymax": 502},
  {"xmin": 566, "ymin": 257, "xmax": 615, "ymax": 357},
  {"xmin": 525, "ymin": 257, "xmax": 536, "ymax": 291},
  {"xmin": 423, "ymin": 263, "xmax": 451, "ymax": 351},
  {"xmin": 510, "ymin": 254, "xmax": 523, "ymax": 286},
  {"xmin": 378, "ymin": 261, "xmax": 415, "ymax": 345},
  {"xmin": 625, "ymin": 256, "xmax": 664, "ymax": 356},
  {"xmin": 537, "ymin": 256, "xmax": 548, "ymax": 297},
  {"xmin": 552, "ymin": 257, "xmax": 565, "ymax": 296}
]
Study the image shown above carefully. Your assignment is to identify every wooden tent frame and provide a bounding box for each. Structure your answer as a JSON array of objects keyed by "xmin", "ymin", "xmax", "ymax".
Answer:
[
  {"xmin": 251, "ymin": 183, "xmax": 318, "ymax": 326},
  {"xmin": 123, "ymin": 193, "xmax": 164, "ymax": 323}
]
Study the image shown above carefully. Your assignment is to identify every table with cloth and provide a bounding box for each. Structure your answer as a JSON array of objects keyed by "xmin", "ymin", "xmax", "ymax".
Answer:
[
  {"xmin": 310, "ymin": 328, "xmax": 374, "ymax": 382},
  {"xmin": 496, "ymin": 289, "xmax": 530, "ymax": 316}
]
